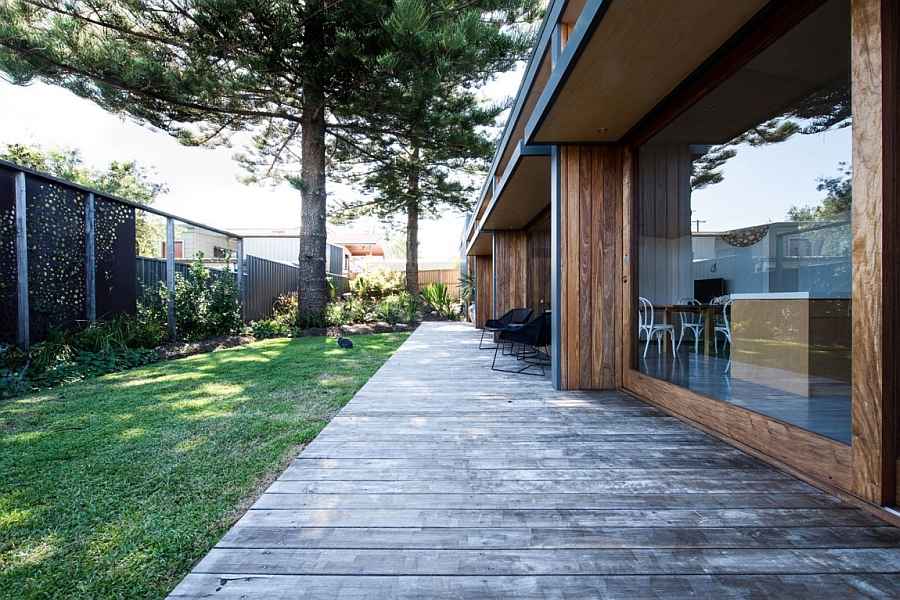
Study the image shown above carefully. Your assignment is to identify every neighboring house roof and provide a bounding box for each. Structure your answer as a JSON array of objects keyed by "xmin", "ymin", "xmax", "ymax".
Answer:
[
  {"xmin": 227, "ymin": 227, "xmax": 302, "ymax": 238},
  {"xmin": 327, "ymin": 232, "xmax": 390, "ymax": 258}
]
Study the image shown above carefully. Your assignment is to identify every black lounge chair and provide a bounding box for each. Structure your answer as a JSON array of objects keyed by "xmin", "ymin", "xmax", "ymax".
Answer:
[
  {"xmin": 491, "ymin": 312, "xmax": 551, "ymax": 376},
  {"xmin": 479, "ymin": 307, "xmax": 534, "ymax": 349}
]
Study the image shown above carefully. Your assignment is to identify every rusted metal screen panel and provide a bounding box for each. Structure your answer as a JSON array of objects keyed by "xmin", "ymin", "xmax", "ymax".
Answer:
[
  {"xmin": 0, "ymin": 166, "xmax": 17, "ymax": 344},
  {"xmin": 94, "ymin": 197, "xmax": 137, "ymax": 318},
  {"xmin": 244, "ymin": 255, "xmax": 298, "ymax": 322}
]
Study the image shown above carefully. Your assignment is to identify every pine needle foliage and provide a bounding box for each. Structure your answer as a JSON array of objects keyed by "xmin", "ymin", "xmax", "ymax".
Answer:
[{"xmin": 0, "ymin": 0, "xmax": 542, "ymax": 309}]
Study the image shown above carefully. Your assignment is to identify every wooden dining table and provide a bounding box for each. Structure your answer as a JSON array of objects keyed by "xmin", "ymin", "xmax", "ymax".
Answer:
[{"xmin": 658, "ymin": 303, "xmax": 723, "ymax": 356}]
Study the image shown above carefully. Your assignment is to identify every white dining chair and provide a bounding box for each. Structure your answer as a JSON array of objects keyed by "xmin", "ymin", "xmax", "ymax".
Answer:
[
  {"xmin": 676, "ymin": 297, "xmax": 704, "ymax": 354},
  {"xmin": 638, "ymin": 297, "xmax": 675, "ymax": 358},
  {"xmin": 713, "ymin": 298, "xmax": 732, "ymax": 372}
]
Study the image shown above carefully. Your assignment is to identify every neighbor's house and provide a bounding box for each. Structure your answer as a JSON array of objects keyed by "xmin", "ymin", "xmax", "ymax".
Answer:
[
  {"xmin": 176, "ymin": 226, "xmax": 355, "ymax": 276},
  {"xmin": 465, "ymin": 0, "xmax": 898, "ymax": 520},
  {"xmin": 227, "ymin": 228, "xmax": 351, "ymax": 276},
  {"xmin": 161, "ymin": 224, "xmax": 239, "ymax": 263},
  {"xmin": 325, "ymin": 231, "xmax": 392, "ymax": 274}
]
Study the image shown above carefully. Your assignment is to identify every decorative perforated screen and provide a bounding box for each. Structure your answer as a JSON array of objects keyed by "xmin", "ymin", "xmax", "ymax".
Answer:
[
  {"xmin": 0, "ymin": 167, "xmax": 17, "ymax": 344},
  {"xmin": 26, "ymin": 177, "xmax": 88, "ymax": 342},
  {"xmin": 0, "ymin": 168, "xmax": 138, "ymax": 345}
]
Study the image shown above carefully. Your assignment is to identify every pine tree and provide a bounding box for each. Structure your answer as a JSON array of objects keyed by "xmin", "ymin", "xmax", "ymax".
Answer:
[
  {"xmin": 691, "ymin": 78, "xmax": 850, "ymax": 191},
  {"xmin": 328, "ymin": 3, "xmax": 537, "ymax": 294},
  {"xmin": 0, "ymin": 0, "xmax": 540, "ymax": 310}
]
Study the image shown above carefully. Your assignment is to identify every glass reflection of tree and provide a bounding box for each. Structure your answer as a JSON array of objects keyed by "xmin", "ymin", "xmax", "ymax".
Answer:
[
  {"xmin": 692, "ymin": 77, "xmax": 852, "ymax": 296},
  {"xmin": 691, "ymin": 78, "xmax": 851, "ymax": 192}
]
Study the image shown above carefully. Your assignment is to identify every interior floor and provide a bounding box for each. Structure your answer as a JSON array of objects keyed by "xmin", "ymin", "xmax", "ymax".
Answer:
[{"xmin": 638, "ymin": 343, "xmax": 851, "ymax": 445}]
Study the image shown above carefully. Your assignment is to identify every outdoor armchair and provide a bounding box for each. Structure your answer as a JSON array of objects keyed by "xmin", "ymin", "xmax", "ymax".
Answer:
[
  {"xmin": 479, "ymin": 307, "xmax": 534, "ymax": 349},
  {"xmin": 490, "ymin": 312, "xmax": 551, "ymax": 376}
]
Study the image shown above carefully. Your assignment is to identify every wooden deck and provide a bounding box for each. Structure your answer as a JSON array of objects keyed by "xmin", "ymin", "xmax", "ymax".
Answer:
[{"xmin": 169, "ymin": 322, "xmax": 900, "ymax": 599}]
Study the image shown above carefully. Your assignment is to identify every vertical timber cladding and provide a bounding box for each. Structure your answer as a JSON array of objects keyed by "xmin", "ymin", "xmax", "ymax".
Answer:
[
  {"xmin": 558, "ymin": 146, "xmax": 623, "ymax": 390},
  {"xmin": 850, "ymin": 0, "xmax": 890, "ymax": 506},
  {"xmin": 474, "ymin": 254, "xmax": 494, "ymax": 329},
  {"xmin": 493, "ymin": 231, "xmax": 527, "ymax": 316},
  {"xmin": 527, "ymin": 228, "xmax": 551, "ymax": 316}
]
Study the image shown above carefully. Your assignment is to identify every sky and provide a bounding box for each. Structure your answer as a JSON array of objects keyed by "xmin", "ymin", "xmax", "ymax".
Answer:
[
  {"xmin": 690, "ymin": 126, "xmax": 851, "ymax": 232},
  {"xmin": 0, "ymin": 78, "xmax": 494, "ymax": 261}
]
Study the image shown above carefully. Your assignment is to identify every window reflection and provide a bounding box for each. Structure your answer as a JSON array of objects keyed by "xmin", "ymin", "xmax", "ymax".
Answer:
[{"xmin": 636, "ymin": 0, "xmax": 851, "ymax": 444}]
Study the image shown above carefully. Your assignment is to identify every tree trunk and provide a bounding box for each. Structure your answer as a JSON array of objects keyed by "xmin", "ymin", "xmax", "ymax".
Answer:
[
  {"xmin": 405, "ymin": 153, "xmax": 421, "ymax": 296},
  {"xmin": 298, "ymin": 85, "xmax": 329, "ymax": 313}
]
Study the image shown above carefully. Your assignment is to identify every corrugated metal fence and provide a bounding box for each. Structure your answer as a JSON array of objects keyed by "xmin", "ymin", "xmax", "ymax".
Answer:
[
  {"xmin": 135, "ymin": 257, "xmax": 190, "ymax": 299},
  {"xmin": 243, "ymin": 255, "xmax": 297, "ymax": 322},
  {"xmin": 242, "ymin": 255, "xmax": 351, "ymax": 322}
]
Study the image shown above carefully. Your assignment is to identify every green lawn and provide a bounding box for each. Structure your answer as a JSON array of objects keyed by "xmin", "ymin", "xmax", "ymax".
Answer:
[{"xmin": 0, "ymin": 333, "xmax": 409, "ymax": 599}]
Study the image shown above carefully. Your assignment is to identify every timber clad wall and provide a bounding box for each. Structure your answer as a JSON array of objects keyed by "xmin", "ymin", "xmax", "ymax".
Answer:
[
  {"xmin": 474, "ymin": 255, "xmax": 493, "ymax": 329},
  {"xmin": 493, "ymin": 231, "xmax": 527, "ymax": 316},
  {"xmin": 527, "ymin": 229, "xmax": 551, "ymax": 316},
  {"xmin": 850, "ymin": 0, "xmax": 893, "ymax": 506},
  {"xmin": 558, "ymin": 146, "xmax": 623, "ymax": 391},
  {"xmin": 467, "ymin": 0, "xmax": 900, "ymax": 521},
  {"xmin": 887, "ymin": 0, "xmax": 900, "ymax": 505}
]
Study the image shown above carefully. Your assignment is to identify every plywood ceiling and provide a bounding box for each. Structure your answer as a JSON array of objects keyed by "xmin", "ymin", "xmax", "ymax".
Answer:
[
  {"xmin": 482, "ymin": 154, "xmax": 552, "ymax": 231},
  {"xmin": 529, "ymin": 0, "xmax": 770, "ymax": 144}
]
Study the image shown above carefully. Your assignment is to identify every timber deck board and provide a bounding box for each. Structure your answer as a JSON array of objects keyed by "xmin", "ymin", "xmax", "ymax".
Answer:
[{"xmin": 168, "ymin": 322, "xmax": 900, "ymax": 599}]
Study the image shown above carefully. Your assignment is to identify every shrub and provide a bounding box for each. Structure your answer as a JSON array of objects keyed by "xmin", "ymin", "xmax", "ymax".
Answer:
[
  {"xmin": 400, "ymin": 292, "xmax": 420, "ymax": 324},
  {"xmin": 420, "ymin": 282, "xmax": 459, "ymax": 320},
  {"xmin": 351, "ymin": 268, "xmax": 405, "ymax": 300},
  {"xmin": 142, "ymin": 253, "xmax": 242, "ymax": 341},
  {"xmin": 375, "ymin": 295, "xmax": 404, "ymax": 325},
  {"xmin": 272, "ymin": 292, "xmax": 298, "ymax": 320},
  {"xmin": 250, "ymin": 319, "xmax": 290, "ymax": 340},
  {"xmin": 0, "ymin": 323, "xmax": 160, "ymax": 398},
  {"xmin": 296, "ymin": 308, "xmax": 329, "ymax": 330},
  {"xmin": 459, "ymin": 272, "xmax": 476, "ymax": 304},
  {"xmin": 73, "ymin": 314, "xmax": 167, "ymax": 353}
]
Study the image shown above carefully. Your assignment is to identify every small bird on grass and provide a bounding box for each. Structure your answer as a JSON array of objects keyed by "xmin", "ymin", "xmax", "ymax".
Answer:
[{"xmin": 337, "ymin": 336, "xmax": 354, "ymax": 349}]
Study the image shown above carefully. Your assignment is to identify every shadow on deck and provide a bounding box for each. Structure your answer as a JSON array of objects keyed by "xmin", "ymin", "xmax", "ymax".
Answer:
[{"xmin": 169, "ymin": 322, "xmax": 900, "ymax": 599}]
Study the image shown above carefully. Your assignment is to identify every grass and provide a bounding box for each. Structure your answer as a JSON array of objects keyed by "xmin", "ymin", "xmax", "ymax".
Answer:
[{"xmin": 0, "ymin": 332, "xmax": 409, "ymax": 599}]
